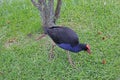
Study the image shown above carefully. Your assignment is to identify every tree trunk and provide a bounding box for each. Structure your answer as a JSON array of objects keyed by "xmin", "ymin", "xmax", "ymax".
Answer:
[{"xmin": 31, "ymin": 0, "xmax": 62, "ymax": 33}]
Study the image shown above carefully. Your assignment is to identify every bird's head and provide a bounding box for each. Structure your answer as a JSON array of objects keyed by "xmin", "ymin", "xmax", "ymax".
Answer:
[
  {"xmin": 86, "ymin": 44, "xmax": 91, "ymax": 54},
  {"xmin": 78, "ymin": 44, "xmax": 91, "ymax": 54}
]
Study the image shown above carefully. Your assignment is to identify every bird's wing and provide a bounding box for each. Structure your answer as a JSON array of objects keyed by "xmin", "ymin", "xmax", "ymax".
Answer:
[{"xmin": 46, "ymin": 26, "xmax": 79, "ymax": 47}]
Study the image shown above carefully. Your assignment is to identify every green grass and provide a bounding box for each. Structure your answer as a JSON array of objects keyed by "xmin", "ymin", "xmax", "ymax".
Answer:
[{"xmin": 0, "ymin": 0, "xmax": 120, "ymax": 80}]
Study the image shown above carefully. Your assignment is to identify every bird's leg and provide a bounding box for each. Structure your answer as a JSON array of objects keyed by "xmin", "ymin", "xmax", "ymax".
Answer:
[
  {"xmin": 36, "ymin": 34, "xmax": 46, "ymax": 41},
  {"xmin": 49, "ymin": 41, "xmax": 56, "ymax": 60},
  {"xmin": 66, "ymin": 51, "xmax": 75, "ymax": 67}
]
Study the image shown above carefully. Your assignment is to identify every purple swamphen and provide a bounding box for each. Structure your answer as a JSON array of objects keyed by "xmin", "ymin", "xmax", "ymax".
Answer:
[{"xmin": 44, "ymin": 26, "xmax": 91, "ymax": 66}]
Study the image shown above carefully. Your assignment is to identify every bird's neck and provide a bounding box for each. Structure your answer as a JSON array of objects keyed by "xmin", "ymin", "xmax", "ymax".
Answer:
[
  {"xmin": 72, "ymin": 44, "xmax": 87, "ymax": 52},
  {"xmin": 78, "ymin": 44, "xmax": 87, "ymax": 51}
]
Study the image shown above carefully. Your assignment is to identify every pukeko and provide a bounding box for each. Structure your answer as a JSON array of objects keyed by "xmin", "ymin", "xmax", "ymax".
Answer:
[{"xmin": 44, "ymin": 26, "xmax": 91, "ymax": 66}]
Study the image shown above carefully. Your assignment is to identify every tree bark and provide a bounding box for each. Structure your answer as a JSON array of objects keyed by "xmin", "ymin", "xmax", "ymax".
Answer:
[
  {"xmin": 31, "ymin": 0, "xmax": 62, "ymax": 33},
  {"xmin": 54, "ymin": 0, "xmax": 62, "ymax": 23}
]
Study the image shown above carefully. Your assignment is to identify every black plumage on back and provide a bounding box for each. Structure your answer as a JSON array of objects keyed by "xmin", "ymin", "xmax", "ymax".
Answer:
[{"xmin": 46, "ymin": 26, "xmax": 79, "ymax": 47}]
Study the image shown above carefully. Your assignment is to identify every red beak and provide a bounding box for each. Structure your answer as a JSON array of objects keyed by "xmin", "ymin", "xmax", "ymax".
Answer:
[{"xmin": 86, "ymin": 44, "xmax": 91, "ymax": 54}]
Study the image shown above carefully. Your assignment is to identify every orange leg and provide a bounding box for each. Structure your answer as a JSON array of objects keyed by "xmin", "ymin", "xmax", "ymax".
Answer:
[
  {"xmin": 66, "ymin": 51, "xmax": 75, "ymax": 67},
  {"xmin": 49, "ymin": 41, "xmax": 56, "ymax": 60}
]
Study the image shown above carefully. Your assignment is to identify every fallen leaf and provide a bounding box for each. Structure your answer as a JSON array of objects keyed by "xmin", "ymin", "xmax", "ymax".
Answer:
[
  {"xmin": 6, "ymin": 20, "xmax": 10, "ymax": 24},
  {"xmin": 8, "ymin": 38, "xmax": 17, "ymax": 43},
  {"xmin": 102, "ymin": 36, "xmax": 106, "ymax": 40},
  {"xmin": 4, "ymin": 38, "xmax": 17, "ymax": 48},
  {"xmin": 98, "ymin": 31, "xmax": 102, "ymax": 35},
  {"xmin": 102, "ymin": 59, "xmax": 106, "ymax": 64}
]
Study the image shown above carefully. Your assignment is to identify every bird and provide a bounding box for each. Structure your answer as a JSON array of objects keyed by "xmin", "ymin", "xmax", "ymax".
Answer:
[{"xmin": 44, "ymin": 26, "xmax": 91, "ymax": 67}]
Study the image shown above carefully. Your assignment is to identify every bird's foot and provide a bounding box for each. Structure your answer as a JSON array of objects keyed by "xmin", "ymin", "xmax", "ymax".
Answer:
[
  {"xmin": 49, "ymin": 52, "xmax": 55, "ymax": 60},
  {"xmin": 49, "ymin": 43, "xmax": 56, "ymax": 60}
]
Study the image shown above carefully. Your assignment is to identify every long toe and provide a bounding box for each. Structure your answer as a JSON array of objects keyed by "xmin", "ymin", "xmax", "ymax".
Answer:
[{"xmin": 49, "ymin": 52, "xmax": 55, "ymax": 60}]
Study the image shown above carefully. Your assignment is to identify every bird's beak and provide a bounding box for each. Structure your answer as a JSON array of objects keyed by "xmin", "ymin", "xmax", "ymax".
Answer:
[{"xmin": 86, "ymin": 44, "xmax": 91, "ymax": 54}]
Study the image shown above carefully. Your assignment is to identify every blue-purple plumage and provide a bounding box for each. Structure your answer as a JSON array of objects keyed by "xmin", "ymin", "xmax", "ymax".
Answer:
[
  {"xmin": 45, "ymin": 26, "xmax": 88, "ymax": 53},
  {"xmin": 58, "ymin": 43, "xmax": 80, "ymax": 52}
]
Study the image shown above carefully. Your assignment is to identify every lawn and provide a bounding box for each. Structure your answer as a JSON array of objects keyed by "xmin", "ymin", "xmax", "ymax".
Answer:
[{"xmin": 0, "ymin": 0, "xmax": 120, "ymax": 80}]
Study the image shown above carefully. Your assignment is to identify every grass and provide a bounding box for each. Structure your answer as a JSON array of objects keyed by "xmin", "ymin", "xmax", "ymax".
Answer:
[{"xmin": 0, "ymin": 0, "xmax": 120, "ymax": 80}]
